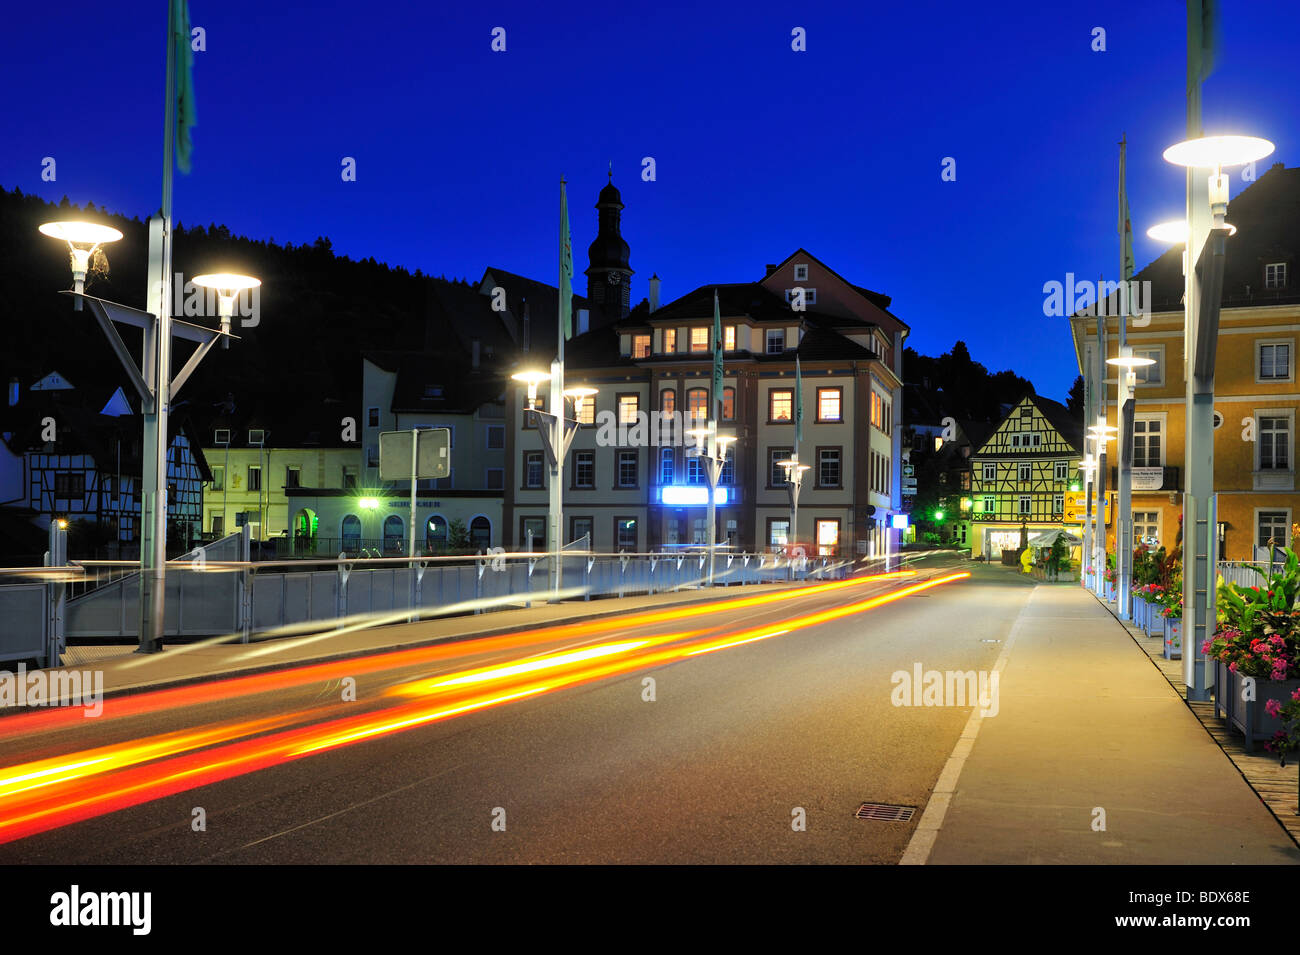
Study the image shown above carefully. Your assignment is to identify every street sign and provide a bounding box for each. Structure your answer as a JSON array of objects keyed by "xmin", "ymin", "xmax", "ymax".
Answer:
[
  {"xmin": 902, "ymin": 464, "xmax": 915, "ymax": 477},
  {"xmin": 1064, "ymin": 491, "xmax": 1115, "ymax": 524},
  {"xmin": 379, "ymin": 428, "xmax": 450, "ymax": 481}
]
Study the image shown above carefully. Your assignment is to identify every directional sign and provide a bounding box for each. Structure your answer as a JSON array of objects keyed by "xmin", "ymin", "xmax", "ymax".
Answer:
[
  {"xmin": 1065, "ymin": 491, "xmax": 1115, "ymax": 525},
  {"xmin": 379, "ymin": 428, "xmax": 451, "ymax": 481}
]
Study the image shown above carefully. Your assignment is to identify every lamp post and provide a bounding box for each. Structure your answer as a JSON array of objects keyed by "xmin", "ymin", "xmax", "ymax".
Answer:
[
  {"xmin": 513, "ymin": 368, "xmax": 594, "ymax": 599},
  {"xmin": 686, "ymin": 421, "xmax": 734, "ymax": 586},
  {"xmin": 1157, "ymin": 132, "xmax": 1274, "ymax": 700},
  {"xmin": 1087, "ymin": 424, "xmax": 1117, "ymax": 596},
  {"xmin": 777, "ymin": 454, "xmax": 811, "ymax": 556},
  {"xmin": 37, "ymin": 222, "xmax": 123, "ymax": 311},
  {"xmin": 1079, "ymin": 453, "xmax": 1097, "ymax": 585},
  {"xmin": 40, "ymin": 220, "xmax": 255, "ymax": 653},
  {"xmin": 1106, "ymin": 350, "xmax": 1155, "ymax": 618}
]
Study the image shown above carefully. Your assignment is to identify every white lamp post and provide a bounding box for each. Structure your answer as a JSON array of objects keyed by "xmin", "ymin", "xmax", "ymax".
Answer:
[
  {"xmin": 193, "ymin": 273, "xmax": 262, "ymax": 349},
  {"xmin": 38, "ymin": 221, "xmax": 123, "ymax": 311},
  {"xmin": 777, "ymin": 455, "xmax": 811, "ymax": 556},
  {"xmin": 685, "ymin": 421, "xmax": 733, "ymax": 586}
]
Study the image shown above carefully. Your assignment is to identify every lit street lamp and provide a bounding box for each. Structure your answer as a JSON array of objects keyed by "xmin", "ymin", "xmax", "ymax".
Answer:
[
  {"xmin": 38, "ymin": 221, "xmax": 123, "ymax": 311},
  {"xmin": 193, "ymin": 273, "xmax": 261, "ymax": 348},
  {"xmin": 686, "ymin": 420, "xmax": 734, "ymax": 585},
  {"xmin": 777, "ymin": 454, "xmax": 811, "ymax": 556}
]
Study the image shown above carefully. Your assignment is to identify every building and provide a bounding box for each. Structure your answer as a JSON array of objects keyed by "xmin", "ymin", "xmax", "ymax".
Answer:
[
  {"xmin": 967, "ymin": 394, "xmax": 1084, "ymax": 559},
  {"xmin": 0, "ymin": 373, "xmax": 211, "ymax": 559},
  {"xmin": 503, "ymin": 179, "xmax": 908, "ymax": 556},
  {"xmin": 1069, "ymin": 162, "xmax": 1300, "ymax": 561}
]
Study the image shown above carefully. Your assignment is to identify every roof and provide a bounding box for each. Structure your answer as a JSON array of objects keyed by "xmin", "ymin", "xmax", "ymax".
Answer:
[
  {"xmin": 479, "ymin": 267, "xmax": 605, "ymax": 360},
  {"xmin": 365, "ymin": 351, "xmax": 506, "ymax": 415}
]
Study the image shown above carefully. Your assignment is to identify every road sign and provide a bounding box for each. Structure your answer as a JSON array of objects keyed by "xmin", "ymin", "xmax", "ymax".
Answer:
[
  {"xmin": 379, "ymin": 428, "xmax": 450, "ymax": 481},
  {"xmin": 1064, "ymin": 491, "xmax": 1115, "ymax": 524}
]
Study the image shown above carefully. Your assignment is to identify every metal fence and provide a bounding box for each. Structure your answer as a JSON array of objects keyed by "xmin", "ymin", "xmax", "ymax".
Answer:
[
  {"xmin": 0, "ymin": 526, "xmax": 848, "ymax": 663},
  {"xmin": 1217, "ymin": 560, "xmax": 1271, "ymax": 589}
]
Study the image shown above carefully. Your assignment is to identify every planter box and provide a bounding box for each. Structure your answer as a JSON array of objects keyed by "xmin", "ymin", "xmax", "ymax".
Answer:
[
  {"xmin": 1147, "ymin": 608, "xmax": 1166, "ymax": 638},
  {"xmin": 1132, "ymin": 596, "xmax": 1148, "ymax": 629},
  {"xmin": 1102, "ymin": 580, "xmax": 1115, "ymax": 602},
  {"xmin": 1215, "ymin": 661, "xmax": 1236, "ymax": 724},
  {"xmin": 1162, "ymin": 617, "xmax": 1182, "ymax": 659},
  {"xmin": 1224, "ymin": 668, "xmax": 1300, "ymax": 753}
]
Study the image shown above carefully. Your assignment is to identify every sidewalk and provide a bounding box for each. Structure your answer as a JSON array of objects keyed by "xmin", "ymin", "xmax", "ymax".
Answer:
[
  {"xmin": 908, "ymin": 581, "xmax": 1300, "ymax": 864},
  {"xmin": 46, "ymin": 573, "xmax": 900, "ymax": 701}
]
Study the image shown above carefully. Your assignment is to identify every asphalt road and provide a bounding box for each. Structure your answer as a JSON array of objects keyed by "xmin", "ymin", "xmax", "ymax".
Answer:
[{"xmin": 0, "ymin": 556, "xmax": 1036, "ymax": 864}]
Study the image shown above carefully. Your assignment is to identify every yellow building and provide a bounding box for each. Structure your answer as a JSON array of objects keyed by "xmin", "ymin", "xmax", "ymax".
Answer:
[
  {"xmin": 1069, "ymin": 163, "xmax": 1299, "ymax": 561},
  {"xmin": 968, "ymin": 394, "xmax": 1084, "ymax": 558}
]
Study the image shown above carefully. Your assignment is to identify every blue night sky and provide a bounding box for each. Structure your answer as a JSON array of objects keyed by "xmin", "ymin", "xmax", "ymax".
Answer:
[{"xmin": 3, "ymin": 1, "xmax": 1295, "ymax": 401}]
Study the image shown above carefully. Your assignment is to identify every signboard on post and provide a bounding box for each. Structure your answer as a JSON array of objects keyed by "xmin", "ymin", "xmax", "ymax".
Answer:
[
  {"xmin": 1065, "ymin": 491, "xmax": 1115, "ymax": 525},
  {"xmin": 379, "ymin": 429, "xmax": 451, "ymax": 481}
]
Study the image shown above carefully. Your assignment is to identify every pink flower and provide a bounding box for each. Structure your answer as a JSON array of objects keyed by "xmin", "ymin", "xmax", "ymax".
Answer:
[
  {"xmin": 1229, "ymin": 662, "xmax": 1239, "ymax": 672},
  {"xmin": 1267, "ymin": 699, "xmax": 1283, "ymax": 718}
]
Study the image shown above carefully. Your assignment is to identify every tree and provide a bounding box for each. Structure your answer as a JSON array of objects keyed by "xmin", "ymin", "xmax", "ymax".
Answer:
[
  {"xmin": 448, "ymin": 518, "xmax": 471, "ymax": 552},
  {"xmin": 1066, "ymin": 375, "xmax": 1085, "ymax": 416}
]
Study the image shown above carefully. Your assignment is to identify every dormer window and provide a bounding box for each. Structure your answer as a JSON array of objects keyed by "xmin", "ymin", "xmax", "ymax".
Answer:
[
  {"xmin": 793, "ymin": 264, "xmax": 809, "ymax": 281},
  {"xmin": 662, "ymin": 328, "xmax": 677, "ymax": 353},
  {"xmin": 249, "ymin": 429, "xmax": 265, "ymax": 446},
  {"xmin": 632, "ymin": 334, "xmax": 651, "ymax": 359},
  {"xmin": 213, "ymin": 428, "xmax": 230, "ymax": 445},
  {"xmin": 1266, "ymin": 262, "xmax": 1287, "ymax": 289},
  {"xmin": 784, "ymin": 288, "xmax": 816, "ymax": 305}
]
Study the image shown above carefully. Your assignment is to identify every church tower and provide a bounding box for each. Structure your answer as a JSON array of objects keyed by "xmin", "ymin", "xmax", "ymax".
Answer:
[{"xmin": 585, "ymin": 169, "xmax": 633, "ymax": 319}]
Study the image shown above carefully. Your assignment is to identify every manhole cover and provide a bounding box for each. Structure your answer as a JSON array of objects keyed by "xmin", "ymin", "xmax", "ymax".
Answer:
[{"xmin": 855, "ymin": 802, "xmax": 915, "ymax": 822}]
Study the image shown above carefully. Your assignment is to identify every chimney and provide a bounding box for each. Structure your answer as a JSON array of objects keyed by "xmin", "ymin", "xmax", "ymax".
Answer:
[
  {"xmin": 765, "ymin": 263, "xmax": 778, "ymax": 276},
  {"xmin": 649, "ymin": 274, "xmax": 661, "ymax": 313},
  {"xmin": 471, "ymin": 338, "xmax": 481, "ymax": 369},
  {"xmin": 577, "ymin": 308, "xmax": 590, "ymax": 335}
]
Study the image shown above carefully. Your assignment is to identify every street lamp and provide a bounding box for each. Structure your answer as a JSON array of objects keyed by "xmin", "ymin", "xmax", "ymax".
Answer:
[
  {"xmin": 777, "ymin": 455, "xmax": 811, "ymax": 555},
  {"xmin": 39, "ymin": 221, "xmax": 123, "ymax": 311},
  {"xmin": 686, "ymin": 421, "xmax": 733, "ymax": 585},
  {"xmin": 39, "ymin": 221, "xmax": 248, "ymax": 653},
  {"xmin": 192, "ymin": 273, "xmax": 261, "ymax": 348},
  {"xmin": 1104, "ymin": 348, "xmax": 1155, "ymax": 617},
  {"xmin": 1160, "ymin": 132, "xmax": 1274, "ymax": 701},
  {"xmin": 513, "ymin": 368, "xmax": 594, "ymax": 598}
]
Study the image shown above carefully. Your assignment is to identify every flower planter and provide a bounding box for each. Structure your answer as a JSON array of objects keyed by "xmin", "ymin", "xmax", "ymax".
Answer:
[
  {"xmin": 1132, "ymin": 596, "xmax": 1148, "ymax": 630},
  {"xmin": 1224, "ymin": 668, "xmax": 1300, "ymax": 753},
  {"xmin": 1147, "ymin": 608, "xmax": 1166, "ymax": 639},
  {"xmin": 1162, "ymin": 617, "xmax": 1182, "ymax": 660},
  {"xmin": 1102, "ymin": 580, "xmax": 1115, "ymax": 602},
  {"xmin": 1215, "ymin": 661, "xmax": 1236, "ymax": 724}
]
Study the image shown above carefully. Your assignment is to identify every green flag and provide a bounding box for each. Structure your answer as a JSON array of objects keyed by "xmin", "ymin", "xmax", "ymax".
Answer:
[
  {"xmin": 172, "ymin": 0, "xmax": 197, "ymax": 174},
  {"xmin": 559, "ymin": 178, "xmax": 573, "ymax": 344},
  {"xmin": 1119, "ymin": 138, "xmax": 1134, "ymax": 283},
  {"xmin": 795, "ymin": 355, "xmax": 804, "ymax": 445},
  {"xmin": 1188, "ymin": 0, "xmax": 1218, "ymax": 89},
  {"xmin": 712, "ymin": 288, "xmax": 723, "ymax": 419}
]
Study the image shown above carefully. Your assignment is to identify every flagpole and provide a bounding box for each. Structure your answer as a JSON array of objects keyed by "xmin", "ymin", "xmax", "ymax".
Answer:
[
  {"xmin": 1116, "ymin": 134, "xmax": 1136, "ymax": 619},
  {"xmin": 549, "ymin": 177, "xmax": 570, "ymax": 598}
]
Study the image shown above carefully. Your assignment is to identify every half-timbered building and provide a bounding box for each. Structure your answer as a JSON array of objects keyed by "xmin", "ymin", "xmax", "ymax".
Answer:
[{"xmin": 968, "ymin": 394, "xmax": 1084, "ymax": 559}]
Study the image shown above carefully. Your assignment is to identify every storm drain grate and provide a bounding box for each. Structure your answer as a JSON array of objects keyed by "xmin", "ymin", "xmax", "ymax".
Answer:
[{"xmin": 855, "ymin": 802, "xmax": 915, "ymax": 822}]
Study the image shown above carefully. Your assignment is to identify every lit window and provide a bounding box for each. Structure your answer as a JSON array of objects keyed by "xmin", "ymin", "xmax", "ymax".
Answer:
[
  {"xmin": 663, "ymin": 328, "xmax": 677, "ymax": 353},
  {"xmin": 769, "ymin": 389, "xmax": 793, "ymax": 421},
  {"xmin": 659, "ymin": 448, "xmax": 674, "ymax": 484},
  {"xmin": 661, "ymin": 389, "xmax": 676, "ymax": 416},
  {"xmin": 815, "ymin": 519, "xmax": 839, "ymax": 556},
  {"xmin": 687, "ymin": 388, "xmax": 709, "ymax": 421},
  {"xmin": 632, "ymin": 334, "xmax": 651, "ymax": 359},
  {"xmin": 618, "ymin": 394, "xmax": 639, "ymax": 425},
  {"xmin": 724, "ymin": 326, "xmax": 736, "ymax": 351},
  {"xmin": 574, "ymin": 396, "xmax": 595, "ymax": 425},
  {"xmin": 770, "ymin": 520, "xmax": 790, "ymax": 547},
  {"xmin": 817, "ymin": 387, "xmax": 842, "ymax": 422},
  {"xmin": 722, "ymin": 387, "xmax": 736, "ymax": 420},
  {"xmin": 690, "ymin": 328, "xmax": 709, "ymax": 352}
]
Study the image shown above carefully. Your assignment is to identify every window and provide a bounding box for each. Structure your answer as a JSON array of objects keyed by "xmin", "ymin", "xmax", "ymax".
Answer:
[
  {"xmin": 53, "ymin": 472, "xmax": 85, "ymax": 499},
  {"xmin": 470, "ymin": 516, "xmax": 491, "ymax": 548},
  {"xmin": 617, "ymin": 450, "xmax": 638, "ymax": 487},
  {"xmin": 1054, "ymin": 461, "xmax": 1068, "ymax": 482},
  {"xmin": 486, "ymin": 468, "xmax": 504, "ymax": 490},
  {"xmin": 285, "ymin": 466, "xmax": 300, "ymax": 489},
  {"xmin": 766, "ymin": 329, "xmax": 786, "ymax": 354},
  {"xmin": 1053, "ymin": 494, "xmax": 1064, "ymax": 514},
  {"xmin": 618, "ymin": 394, "xmax": 639, "ymax": 425},
  {"xmin": 815, "ymin": 519, "xmax": 839, "ymax": 556},
  {"xmin": 724, "ymin": 325, "xmax": 736, "ymax": 351},
  {"xmin": 1134, "ymin": 347, "xmax": 1162, "ymax": 384},
  {"xmin": 663, "ymin": 328, "xmax": 677, "ymax": 353},
  {"xmin": 817, "ymin": 448, "xmax": 842, "ymax": 488},
  {"xmin": 524, "ymin": 451, "xmax": 544, "ymax": 489},
  {"xmin": 785, "ymin": 288, "xmax": 817, "ymax": 305},
  {"xmin": 522, "ymin": 516, "xmax": 546, "ymax": 550},
  {"xmin": 211, "ymin": 514, "xmax": 225, "ymax": 536},
  {"xmin": 1265, "ymin": 262, "xmax": 1287, "ymax": 289},
  {"xmin": 486, "ymin": 425, "xmax": 505, "ymax": 449},
  {"xmin": 632, "ymin": 334, "xmax": 651, "ymax": 359},
  {"xmin": 687, "ymin": 388, "xmax": 709, "ymax": 422},
  {"xmin": 426, "ymin": 515, "xmax": 448, "ymax": 550},
  {"xmin": 569, "ymin": 517, "xmax": 593, "ymax": 547},
  {"xmin": 1133, "ymin": 419, "xmax": 1163, "ymax": 468},
  {"xmin": 982, "ymin": 495, "xmax": 995, "ymax": 514},
  {"xmin": 573, "ymin": 451, "xmax": 595, "ymax": 489},
  {"xmin": 870, "ymin": 392, "xmax": 883, "ymax": 430},
  {"xmin": 769, "ymin": 389, "xmax": 793, "ymax": 422},
  {"xmin": 342, "ymin": 466, "xmax": 358, "ymax": 490},
  {"xmin": 687, "ymin": 456, "xmax": 704, "ymax": 485},
  {"xmin": 213, "ymin": 428, "xmax": 230, "ymax": 445},
  {"xmin": 722, "ymin": 387, "xmax": 736, "ymax": 420},
  {"xmin": 383, "ymin": 515, "xmax": 404, "ymax": 552},
  {"xmin": 660, "ymin": 389, "xmax": 676, "ymax": 416},
  {"xmin": 1258, "ymin": 510, "xmax": 1290, "ymax": 548},
  {"xmin": 249, "ymin": 429, "xmax": 265, "ymax": 446},
  {"xmin": 769, "ymin": 519, "xmax": 791, "ymax": 548},
  {"xmin": 793, "ymin": 264, "xmax": 809, "ymax": 281},
  {"xmin": 720, "ymin": 446, "xmax": 735, "ymax": 485},
  {"xmin": 367, "ymin": 408, "xmax": 379, "ymax": 427},
  {"xmin": 1018, "ymin": 495, "xmax": 1031, "ymax": 515},
  {"xmin": 1018, "ymin": 463, "xmax": 1031, "ymax": 483},
  {"xmin": 1260, "ymin": 416, "xmax": 1290, "ymax": 470},
  {"xmin": 1258, "ymin": 341, "xmax": 1292, "ymax": 381},
  {"xmin": 769, "ymin": 447, "xmax": 793, "ymax": 487},
  {"xmin": 659, "ymin": 447, "xmax": 674, "ymax": 484},
  {"xmin": 690, "ymin": 327, "xmax": 709, "ymax": 352},
  {"xmin": 817, "ymin": 387, "xmax": 842, "ymax": 422},
  {"xmin": 574, "ymin": 395, "xmax": 595, "ymax": 426},
  {"xmin": 1133, "ymin": 511, "xmax": 1160, "ymax": 544},
  {"xmin": 367, "ymin": 445, "xmax": 379, "ymax": 467},
  {"xmin": 522, "ymin": 395, "xmax": 545, "ymax": 428},
  {"xmin": 247, "ymin": 466, "xmax": 262, "ymax": 491},
  {"xmin": 341, "ymin": 515, "xmax": 361, "ymax": 549},
  {"xmin": 982, "ymin": 463, "xmax": 996, "ymax": 482},
  {"xmin": 210, "ymin": 466, "xmax": 224, "ymax": 491},
  {"xmin": 616, "ymin": 518, "xmax": 637, "ymax": 550}
]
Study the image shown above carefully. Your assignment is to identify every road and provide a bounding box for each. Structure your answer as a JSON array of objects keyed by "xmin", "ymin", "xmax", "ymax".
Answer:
[{"xmin": 0, "ymin": 556, "xmax": 1034, "ymax": 864}]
